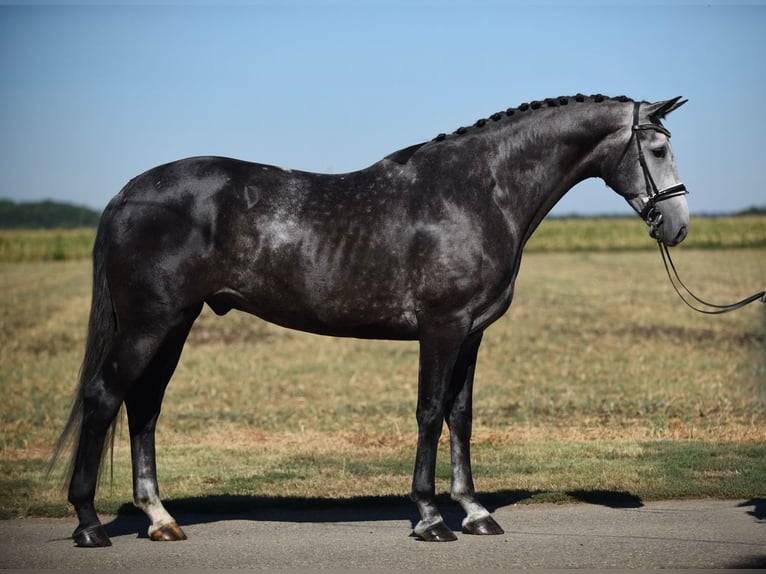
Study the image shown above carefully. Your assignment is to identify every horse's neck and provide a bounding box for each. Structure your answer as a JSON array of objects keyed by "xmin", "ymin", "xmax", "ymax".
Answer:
[{"xmin": 487, "ymin": 103, "xmax": 626, "ymax": 244}]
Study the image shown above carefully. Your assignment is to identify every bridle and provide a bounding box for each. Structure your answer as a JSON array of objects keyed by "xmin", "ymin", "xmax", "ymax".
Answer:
[
  {"xmin": 631, "ymin": 101, "xmax": 688, "ymax": 238},
  {"xmin": 631, "ymin": 101, "xmax": 765, "ymax": 313}
]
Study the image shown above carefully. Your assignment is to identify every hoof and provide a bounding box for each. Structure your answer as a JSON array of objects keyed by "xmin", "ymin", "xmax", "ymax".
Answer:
[
  {"xmin": 414, "ymin": 521, "xmax": 458, "ymax": 542},
  {"xmin": 463, "ymin": 514, "xmax": 504, "ymax": 536},
  {"xmin": 73, "ymin": 524, "xmax": 112, "ymax": 548},
  {"xmin": 149, "ymin": 522, "xmax": 187, "ymax": 541}
]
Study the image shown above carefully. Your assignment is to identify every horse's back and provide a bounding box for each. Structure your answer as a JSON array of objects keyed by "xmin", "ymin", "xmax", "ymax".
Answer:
[
  {"xmin": 98, "ymin": 157, "xmax": 417, "ymax": 336},
  {"xmin": 99, "ymin": 154, "xmax": 512, "ymax": 338}
]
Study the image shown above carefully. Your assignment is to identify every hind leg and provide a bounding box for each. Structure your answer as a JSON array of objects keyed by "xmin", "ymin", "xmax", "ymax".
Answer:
[
  {"xmin": 68, "ymin": 307, "xmax": 200, "ymax": 547},
  {"xmin": 128, "ymin": 388, "xmax": 185, "ymax": 542},
  {"xmin": 126, "ymin": 305, "xmax": 200, "ymax": 541},
  {"xmin": 68, "ymin": 378, "xmax": 123, "ymax": 547},
  {"xmin": 68, "ymin": 328, "xmax": 161, "ymax": 546}
]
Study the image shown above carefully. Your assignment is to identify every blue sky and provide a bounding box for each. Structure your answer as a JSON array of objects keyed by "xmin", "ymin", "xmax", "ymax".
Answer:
[{"xmin": 1, "ymin": 1, "xmax": 764, "ymax": 216}]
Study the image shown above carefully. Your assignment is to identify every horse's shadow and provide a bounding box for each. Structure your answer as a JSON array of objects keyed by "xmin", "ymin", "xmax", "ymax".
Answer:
[
  {"xmin": 102, "ymin": 489, "xmax": 644, "ymax": 539},
  {"xmin": 737, "ymin": 498, "xmax": 766, "ymax": 521}
]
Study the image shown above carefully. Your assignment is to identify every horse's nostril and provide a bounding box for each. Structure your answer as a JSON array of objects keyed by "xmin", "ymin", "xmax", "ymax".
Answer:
[{"xmin": 674, "ymin": 225, "xmax": 688, "ymax": 244}]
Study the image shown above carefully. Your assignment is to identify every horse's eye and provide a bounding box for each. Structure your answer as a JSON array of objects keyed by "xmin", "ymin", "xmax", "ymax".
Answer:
[{"xmin": 651, "ymin": 147, "xmax": 667, "ymax": 159}]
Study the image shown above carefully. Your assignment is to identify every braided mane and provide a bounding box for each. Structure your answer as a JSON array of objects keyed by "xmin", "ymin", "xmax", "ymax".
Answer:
[
  {"xmin": 433, "ymin": 94, "xmax": 633, "ymax": 142},
  {"xmin": 385, "ymin": 94, "xmax": 633, "ymax": 165}
]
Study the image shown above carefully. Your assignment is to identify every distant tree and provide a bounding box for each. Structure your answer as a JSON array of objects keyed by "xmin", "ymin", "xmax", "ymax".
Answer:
[
  {"xmin": 0, "ymin": 200, "xmax": 101, "ymax": 229},
  {"xmin": 737, "ymin": 205, "xmax": 766, "ymax": 216}
]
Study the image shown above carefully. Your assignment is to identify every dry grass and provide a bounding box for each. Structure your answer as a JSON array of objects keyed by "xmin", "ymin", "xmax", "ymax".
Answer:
[
  {"xmin": 2, "ymin": 249, "xmax": 764, "ymax": 447},
  {"xmin": 1, "ymin": 246, "xmax": 765, "ymax": 518}
]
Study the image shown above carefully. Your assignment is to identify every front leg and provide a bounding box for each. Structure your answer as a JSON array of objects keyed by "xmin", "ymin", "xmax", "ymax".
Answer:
[
  {"xmin": 410, "ymin": 323, "xmax": 470, "ymax": 542},
  {"xmin": 446, "ymin": 332, "xmax": 504, "ymax": 536}
]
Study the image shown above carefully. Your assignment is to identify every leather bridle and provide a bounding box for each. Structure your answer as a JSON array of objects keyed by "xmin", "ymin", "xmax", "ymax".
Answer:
[
  {"xmin": 631, "ymin": 101, "xmax": 688, "ymax": 237},
  {"xmin": 630, "ymin": 102, "xmax": 765, "ymax": 312}
]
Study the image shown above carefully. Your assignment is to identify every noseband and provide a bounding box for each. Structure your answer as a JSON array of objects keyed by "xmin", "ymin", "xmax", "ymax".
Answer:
[{"xmin": 631, "ymin": 102, "xmax": 688, "ymax": 236}]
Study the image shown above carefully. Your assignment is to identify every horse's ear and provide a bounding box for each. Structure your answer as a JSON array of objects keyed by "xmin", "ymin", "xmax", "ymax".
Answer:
[{"xmin": 646, "ymin": 97, "xmax": 688, "ymax": 121}]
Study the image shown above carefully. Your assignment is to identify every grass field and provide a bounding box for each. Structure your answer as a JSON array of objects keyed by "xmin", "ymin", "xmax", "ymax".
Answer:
[
  {"xmin": 1, "ymin": 219, "xmax": 765, "ymax": 520},
  {"xmin": 1, "ymin": 215, "xmax": 765, "ymax": 262}
]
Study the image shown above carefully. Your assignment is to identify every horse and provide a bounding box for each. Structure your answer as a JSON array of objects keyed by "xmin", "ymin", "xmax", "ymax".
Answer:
[{"xmin": 53, "ymin": 94, "xmax": 690, "ymax": 546}]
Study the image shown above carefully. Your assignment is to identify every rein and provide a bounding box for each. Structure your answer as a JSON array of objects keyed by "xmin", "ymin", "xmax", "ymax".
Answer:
[
  {"xmin": 657, "ymin": 241, "xmax": 766, "ymax": 315},
  {"xmin": 631, "ymin": 102, "xmax": 765, "ymax": 314}
]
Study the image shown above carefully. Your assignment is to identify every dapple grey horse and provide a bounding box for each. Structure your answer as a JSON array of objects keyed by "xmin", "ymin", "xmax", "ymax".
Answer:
[{"xmin": 53, "ymin": 94, "xmax": 689, "ymax": 546}]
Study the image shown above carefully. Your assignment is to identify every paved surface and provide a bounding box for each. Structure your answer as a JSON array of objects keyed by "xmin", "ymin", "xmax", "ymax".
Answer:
[{"xmin": 1, "ymin": 499, "xmax": 764, "ymax": 569}]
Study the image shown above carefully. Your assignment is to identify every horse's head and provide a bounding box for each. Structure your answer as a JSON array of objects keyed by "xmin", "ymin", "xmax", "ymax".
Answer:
[{"xmin": 605, "ymin": 97, "xmax": 690, "ymax": 246}]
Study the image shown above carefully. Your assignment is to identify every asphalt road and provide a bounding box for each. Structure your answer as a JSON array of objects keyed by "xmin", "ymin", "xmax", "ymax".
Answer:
[{"xmin": 1, "ymin": 499, "xmax": 764, "ymax": 569}]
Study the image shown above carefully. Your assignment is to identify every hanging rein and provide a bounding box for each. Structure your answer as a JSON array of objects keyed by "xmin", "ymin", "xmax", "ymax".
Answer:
[{"xmin": 631, "ymin": 101, "xmax": 766, "ymax": 315}]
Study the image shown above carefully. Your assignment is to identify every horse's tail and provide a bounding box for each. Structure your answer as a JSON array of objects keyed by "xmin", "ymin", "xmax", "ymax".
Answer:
[{"xmin": 49, "ymin": 214, "xmax": 119, "ymax": 485}]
